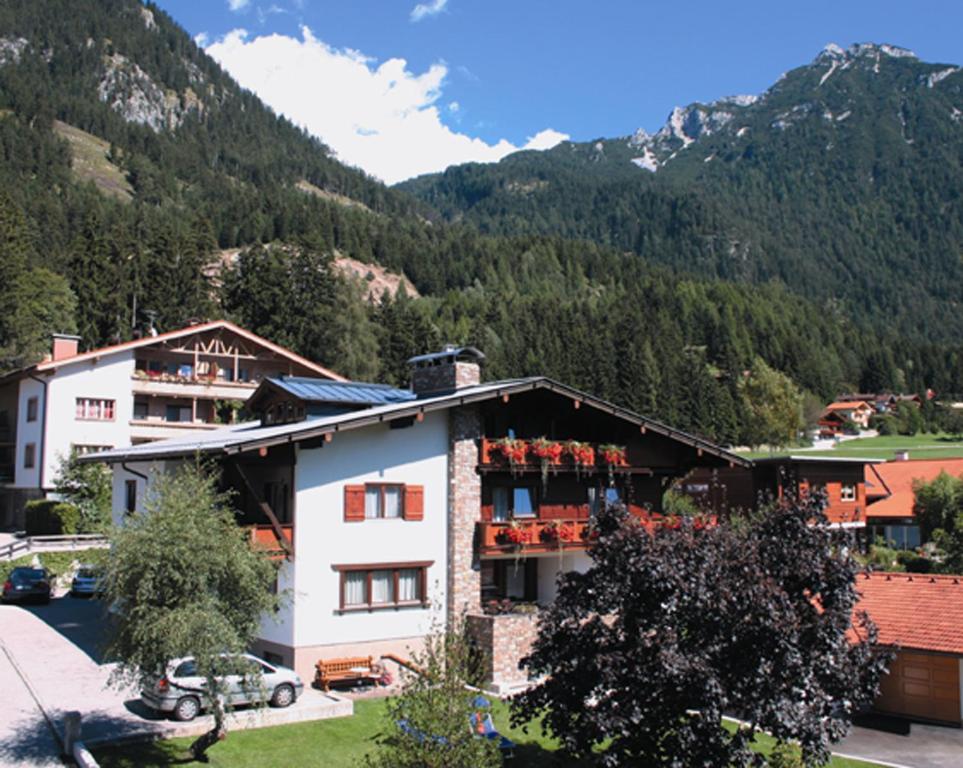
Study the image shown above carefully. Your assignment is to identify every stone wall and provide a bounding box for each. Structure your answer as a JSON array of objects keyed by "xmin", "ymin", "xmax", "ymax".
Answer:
[
  {"xmin": 466, "ymin": 611, "xmax": 540, "ymax": 692},
  {"xmin": 411, "ymin": 361, "xmax": 480, "ymax": 396},
  {"xmin": 448, "ymin": 406, "xmax": 481, "ymax": 616}
]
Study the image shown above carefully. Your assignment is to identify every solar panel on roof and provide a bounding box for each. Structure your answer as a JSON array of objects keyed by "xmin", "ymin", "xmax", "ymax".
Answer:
[{"xmin": 267, "ymin": 377, "xmax": 416, "ymax": 406}]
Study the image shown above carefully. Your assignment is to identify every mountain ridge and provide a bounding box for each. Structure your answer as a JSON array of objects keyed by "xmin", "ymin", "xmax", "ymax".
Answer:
[{"xmin": 397, "ymin": 42, "xmax": 963, "ymax": 341}]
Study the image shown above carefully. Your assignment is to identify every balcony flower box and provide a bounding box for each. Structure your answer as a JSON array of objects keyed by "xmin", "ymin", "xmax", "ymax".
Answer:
[
  {"xmin": 496, "ymin": 520, "xmax": 535, "ymax": 547},
  {"xmin": 541, "ymin": 520, "xmax": 577, "ymax": 544}
]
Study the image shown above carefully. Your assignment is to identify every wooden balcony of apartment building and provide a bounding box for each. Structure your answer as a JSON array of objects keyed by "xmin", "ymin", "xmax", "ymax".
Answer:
[
  {"xmin": 131, "ymin": 369, "xmax": 260, "ymax": 401},
  {"xmin": 477, "ymin": 518, "xmax": 595, "ymax": 556},
  {"xmin": 247, "ymin": 523, "xmax": 293, "ymax": 560}
]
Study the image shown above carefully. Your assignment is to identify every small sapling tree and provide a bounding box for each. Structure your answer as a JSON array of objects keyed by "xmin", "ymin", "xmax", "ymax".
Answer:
[
  {"xmin": 512, "ymin": 497, "xmax": 888, "ymax": 767},
  {"xmin": 102, "ymin": 462, "xmax": 281, "ymax": 760},
  {"xmin": 366, "ymin": 616, "xmax": 500, "ymax": 768}
]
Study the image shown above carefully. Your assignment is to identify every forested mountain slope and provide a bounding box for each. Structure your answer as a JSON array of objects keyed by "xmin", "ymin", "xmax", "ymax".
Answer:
[
  {"xmin": 400, "ymin": 44, "xmax": 963, "ymax": 341},
  {"xmin": 1, "ymin": 2, "xmax": 961, "ymax": 447}
]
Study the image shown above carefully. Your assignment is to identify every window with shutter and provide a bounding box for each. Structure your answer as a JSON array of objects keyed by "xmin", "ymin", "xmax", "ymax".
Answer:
[
  {"xmin": 344, "ymin": 485, "xmax": 366, "ymax": 522},
  {"xmin": 403, "ymin": 485, "xmax": 424, "ymax": 521}
]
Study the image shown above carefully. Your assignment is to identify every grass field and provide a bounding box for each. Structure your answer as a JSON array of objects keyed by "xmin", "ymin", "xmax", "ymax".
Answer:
[
  {"xmin": 744, "ymin": 432, "xmax": 963, "ymax": 461},
  {"xmin": 92, "ymin": 698, "xmax": 885, "ymax": 768}
]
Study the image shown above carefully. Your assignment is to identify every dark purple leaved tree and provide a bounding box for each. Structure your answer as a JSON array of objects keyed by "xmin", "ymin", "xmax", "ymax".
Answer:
[{"xmin": 512, "ymin": 495, "xmax": 888, "ymax": 767}]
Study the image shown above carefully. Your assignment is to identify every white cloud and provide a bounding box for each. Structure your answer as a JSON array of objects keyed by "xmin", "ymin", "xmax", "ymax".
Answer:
[
  {"xmin": 206, "ymin": 26, "xmax": 568, "ymax": 184},
  {"xmin": 523, "ymin": 129, "xmax": 568, "ymax": 151},
  {"xmin": 194, "ymin": 32, "xmax": 209, "ymax": 47},
  {"xmin": 227, "ymin": 0, "xmax": 250, "ymax": 12},
  {"xmin": 410, "ymin": 0, "xmax": 447, "ymax": 22},
  {"xmin": 448, "ymin": 101, "xmax": 460, "ymax": 112}
]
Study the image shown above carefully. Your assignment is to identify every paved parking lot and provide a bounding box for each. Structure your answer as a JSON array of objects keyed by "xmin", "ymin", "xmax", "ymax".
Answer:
[{"xmin": 0, "ymin": 594, "xmax": 350, "ymax": 766}]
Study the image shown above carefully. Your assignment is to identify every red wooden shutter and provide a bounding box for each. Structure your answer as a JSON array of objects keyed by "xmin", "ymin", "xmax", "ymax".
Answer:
[
  {"xmin": 403, "ymin": 485, "xmax": 424, "ymax": 521},
  {"xmin": 344, "ymin": 485, "xmax": 365, "ymax": 522}
]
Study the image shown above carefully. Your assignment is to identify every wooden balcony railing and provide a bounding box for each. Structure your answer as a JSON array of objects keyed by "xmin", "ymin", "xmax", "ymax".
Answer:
[
  {"xmin": 248, "ymin": 523, "xmax": 293, "ymax": 559},
  {"xmin": 479, "ymin": 438, "xmax": 630, "ymax": 473},
  {"xmin": 477, "ymin": 519, "xmax": 594, "ymax": 556}
]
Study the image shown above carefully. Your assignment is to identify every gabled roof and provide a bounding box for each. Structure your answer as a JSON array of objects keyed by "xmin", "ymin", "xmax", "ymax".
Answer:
[
  {"xmin": 249, "ymin": 377, "xmax": 415, "ymax": 409},
  {"xmin": 0, "ymin": 320, "xmax": 345, "ymax": 383},
  {"xmin": 824, "ymin": 401, "xmax": 873, "ymax": 412},
  {"xmin": 865, "ymin": 458, "xmax": 963, "ymax": 519},
  {"xmin": 84, "ymin": 377, "xmax": 750, "ymax": 468},
  {"xmin": 852, "ymin": 572, "xmax": 963, "ymax": 655}
]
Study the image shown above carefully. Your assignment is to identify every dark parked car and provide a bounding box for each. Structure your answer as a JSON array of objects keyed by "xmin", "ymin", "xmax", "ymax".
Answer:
[{"xmin": 2, "ymin": 567, "xmax": 53, "ymax": 604}]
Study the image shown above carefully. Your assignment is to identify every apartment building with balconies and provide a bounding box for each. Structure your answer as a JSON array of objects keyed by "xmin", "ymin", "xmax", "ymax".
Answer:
[{"xmin": 0, "ymin": 320, "xmax": 342, "ymax": 528}]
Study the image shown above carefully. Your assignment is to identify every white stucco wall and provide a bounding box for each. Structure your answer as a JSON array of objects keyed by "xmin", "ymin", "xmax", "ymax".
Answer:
[
  {"xmin": 14, "ymin": 377, "xmax": 45, "ymax": 489},
  {"xmin": 287, "ymin": 412, "xmax": 449, "ymax": 649},
  {"xmin": 39, "ymin": 352, "xmax": 135, "ymax": 489},
  {"xmin": 110, "ymin": 460, "xmax": 163, "ymax": 525},
  {"xmin": 537, "ymin": 551, "xmax": 593, "ymax": 604}
]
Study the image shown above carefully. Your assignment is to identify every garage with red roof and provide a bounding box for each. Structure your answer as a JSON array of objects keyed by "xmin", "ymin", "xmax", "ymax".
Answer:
[{"xmin": 854, "ymin": 572, "xmax": 963, "ymax": 725}]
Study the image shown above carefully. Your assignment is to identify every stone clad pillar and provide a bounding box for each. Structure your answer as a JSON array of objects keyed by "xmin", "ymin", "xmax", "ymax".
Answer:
[{"xmin": 448, "ymin": 405, "xmax": 481, "ymax": 618}]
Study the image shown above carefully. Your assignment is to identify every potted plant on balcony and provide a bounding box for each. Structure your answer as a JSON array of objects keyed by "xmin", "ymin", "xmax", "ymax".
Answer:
[
  {"xmin": 599, "ymin": 443, "xmax": 627, "ymax": 484},
  {"xmin": 497, "ymin": 519, "xmax": 533, "ymax": 549},
  {"xmin": 493, "ymin": 437, "xmax": 529, "ymax": 477},
  {"xmin": 564, "ymin": 440, "xmax": 595, "ymax": 478},
  {"xmin": 541, "ymin": 520, "xmax": 576, "ymax": 545},
  {"xmin": 530, "ymin": 437, "xmax": 563, "ymax": 488}
]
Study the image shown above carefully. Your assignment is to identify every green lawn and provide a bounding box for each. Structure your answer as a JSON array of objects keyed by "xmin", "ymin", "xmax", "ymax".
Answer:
[
  {"xmin": 743, "ymin": 432, "xmax": 963, "ymax": 461},
  {"xmin": 92, "ymin": 698, "xmax": 885, "ymax": 768}
]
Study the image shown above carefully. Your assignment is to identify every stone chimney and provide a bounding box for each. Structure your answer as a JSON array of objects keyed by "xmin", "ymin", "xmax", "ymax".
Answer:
[
  {"xmin": 408, "ymin": 345, "xmax": 484, "ymax": 396},
  {"xmin": 51, "ymin": 334, "xmax": 81, "ymax": 362}
]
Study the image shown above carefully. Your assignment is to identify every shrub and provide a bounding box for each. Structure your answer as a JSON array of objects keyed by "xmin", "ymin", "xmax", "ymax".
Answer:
[
  {"xmin": 24, "ymin": 499, "xmax": 81, "ymax": 536},
  {"xmin": 896, "ymin": 550, "xmax": 932, "ymax": 573}
]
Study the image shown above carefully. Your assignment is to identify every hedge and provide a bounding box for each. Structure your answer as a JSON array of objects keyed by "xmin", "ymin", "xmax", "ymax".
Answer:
[{"xmin": 24, "ymin": 499, "xmax": 81, "ymax": 536}]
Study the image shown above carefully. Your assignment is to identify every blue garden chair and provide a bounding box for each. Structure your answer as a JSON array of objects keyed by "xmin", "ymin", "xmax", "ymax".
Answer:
[{"xmin": 469, "ymin": 709, "xmax": 516, "ymax": 758}]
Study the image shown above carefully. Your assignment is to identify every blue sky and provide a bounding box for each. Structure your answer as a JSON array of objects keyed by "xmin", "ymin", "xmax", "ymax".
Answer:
[{"xmin": 152, "ymin": 0, "xmax": 963, "ymax": 182}]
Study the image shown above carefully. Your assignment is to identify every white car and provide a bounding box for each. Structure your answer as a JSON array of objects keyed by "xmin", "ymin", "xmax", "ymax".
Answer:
[
  {"xmin": 141, "ymin": 653, "xmax": 304, "ymax": 721},
  {"xmin": 70, "ymin": 565, "xmax": 103, "ymax": 597}
]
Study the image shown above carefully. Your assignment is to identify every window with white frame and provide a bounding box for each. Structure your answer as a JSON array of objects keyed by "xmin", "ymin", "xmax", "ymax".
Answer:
[
  {"xmin": 365, "ymin": 484, "xmax": 403, "ymax": 519},
  {"xmin": 75, "ymin": 398, "xmax": 115, "ymax": 421},
  {"xmin": 23, "ymin": 443, "xmax": 35, "ymax": 469},
  {"xmin": 840, "ymin": 484, "xmax": 856, "ymax": 502},
  {"xmin": 26, "ymin": 397, "xmax": 38, "ymax": 422}
]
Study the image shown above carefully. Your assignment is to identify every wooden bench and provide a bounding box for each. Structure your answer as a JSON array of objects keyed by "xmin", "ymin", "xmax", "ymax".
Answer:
[{"xmin": 315, "ymin": 655, "xmax": 377, "ymax": 691}]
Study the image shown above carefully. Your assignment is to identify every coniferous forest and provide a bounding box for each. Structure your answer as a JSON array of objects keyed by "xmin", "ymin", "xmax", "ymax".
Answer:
[{"xmin": 1, "ymin": 0, "xmax": 962, "ymax": 447}]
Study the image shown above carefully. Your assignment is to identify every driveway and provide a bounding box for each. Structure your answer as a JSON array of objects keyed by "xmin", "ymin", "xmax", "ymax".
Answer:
[
  {"xmin": 837, "ymin": 720, "xmax": 963, "ymax": 768},
  {"xmin": 0, "ymin": 594, "xmax": 350, "ymax": 765}
]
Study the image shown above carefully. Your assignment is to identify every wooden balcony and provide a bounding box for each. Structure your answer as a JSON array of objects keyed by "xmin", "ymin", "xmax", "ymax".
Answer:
[
  {"xmin": 132, "ymin": 373, "xmax": 258, "ymax": 400},
  {"xmin": 477, "ymin": 519, "xmax": 594, "ymax": 556},
  {"xmin": 248, "ymin": 523, "xmax": 293, "ymax": 560},
  {"xmin": 479, "ymin": 438, "xmax": 634, "ymax": 474}
]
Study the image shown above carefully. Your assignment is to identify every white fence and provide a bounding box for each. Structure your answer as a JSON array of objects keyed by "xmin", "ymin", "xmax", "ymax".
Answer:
[{"xmin": 0, "ymin": 534, "xmax": 109, "ymax": 561}]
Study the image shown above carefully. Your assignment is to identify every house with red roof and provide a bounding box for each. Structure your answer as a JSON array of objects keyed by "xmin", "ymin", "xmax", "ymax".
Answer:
[
  {"xmin": 864, "ymin": 457, "xmax": 963, "ymax": 549},
  {"xmin": 854, "ymin": 572, "xmax": 963, "ymax": 725},
  {"xmin": 0, "ymin": 321, "xmax": 343, "ymax": 528},
  {"xmin": 822, "ymin": 400, "xmax": 875, "ymax": 430}
]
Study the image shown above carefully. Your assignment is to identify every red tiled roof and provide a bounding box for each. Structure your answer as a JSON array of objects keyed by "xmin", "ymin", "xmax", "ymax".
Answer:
[
  {"xmin": 825, "ymin": 401, "xmax": 873, "ymax": 412},
  {"xmin": 865, "ymin": 458, "xmax": 963, "ymax": 519},
  {"xmin": 852, "ymin": 572, "xmax": 963, "ymax": 655}
]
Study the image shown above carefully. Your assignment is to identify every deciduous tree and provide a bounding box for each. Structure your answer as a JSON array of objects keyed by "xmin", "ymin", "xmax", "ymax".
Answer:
[
  {"xmin": 512, "ymin": 500, "xmax": 887, "ymax": 767},
  {"xmin": 102, "ymin": 462, "xmax": 280, "ymax": 760}
]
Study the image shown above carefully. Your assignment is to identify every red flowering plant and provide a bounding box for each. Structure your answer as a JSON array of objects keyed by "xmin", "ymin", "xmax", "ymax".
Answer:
[
  {"xmin": 531, "ymin": 437, "xmax": 563, "ymax": 487},
  {"xmin": 497, "ymin": 519, "xmax": 534, "ymax": 548},
  {"xmin": 541, "ymin": 520, "xmax": 577, "ymax": 544},
  {"xmin": 564, "ymin": 440, "xmax": 595, "ymax": 478},
  {"xmin": 493, "ymin": 437, "xmax": 529, "ymax": 477},
  {"xmin": 599, "ymin": 443, "xmax": 627, "ymax": 484}
]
